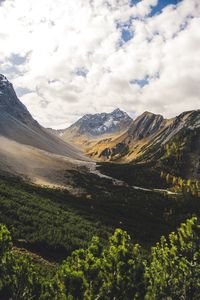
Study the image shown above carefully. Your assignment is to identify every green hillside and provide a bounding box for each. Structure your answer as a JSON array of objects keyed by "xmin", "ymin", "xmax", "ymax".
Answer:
[{"xmin": 0, "ymin": 168, "xmax": 200, "ymax": 263}]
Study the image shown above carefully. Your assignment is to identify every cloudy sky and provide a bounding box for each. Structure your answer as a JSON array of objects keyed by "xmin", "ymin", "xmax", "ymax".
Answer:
[{"xmin": 0, "ymin": 0, "xmax": 200, "ymax": 128}]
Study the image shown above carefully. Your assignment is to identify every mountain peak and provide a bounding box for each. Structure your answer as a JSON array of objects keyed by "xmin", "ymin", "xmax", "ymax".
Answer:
[
  {"xmin": 0, "ymin": 74, "xmax": 9, "ymax": 82},
  {"xmin": 112, "ymin": 108, "xmax": 127, "ymax": 118},
  {"xmin": 0, "ymin": 74, "xmax": 12, "ymax": 93},
  {"xmin": 62, "ymin": 109, "xmax": 132, "ymax": 139},
  {"xmin": 143, "ymin": 111, "xmax": 154, "ymax": 115},
  {"xmin": 128, "ymin": 111, "xmax": 165, "ymax": 139},
  {"xmin": 0, "ymin": 75, "xmax": 86, "ymax": 160},
  {"xmin": 142, "ymin": 111, "xmax": 162, "ymax": 117},
  {"xmin": 112, "ymin": 108, "xmax": 123, "ymax": 114},
  {"xmin": 0, "ymin": 74, "xmax": 35, "ymax": 126}
]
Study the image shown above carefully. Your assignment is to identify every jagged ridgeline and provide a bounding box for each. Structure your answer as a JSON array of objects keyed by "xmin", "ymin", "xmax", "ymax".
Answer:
[
  {"xmin": 89, "ymin": 110, "xmax": 200, "ymax": 167},
  {"xmin": 55, "ymin": 105, "xmax": 200, "ymax": 172},
  {"xmin": 135, "ymin": 110, "xmax": 200, "ymax": 178}
]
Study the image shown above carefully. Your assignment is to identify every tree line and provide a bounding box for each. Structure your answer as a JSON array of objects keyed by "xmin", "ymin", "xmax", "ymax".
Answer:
[{"xmin": 161, "ymin": 171, "xmax": 200, "ymax": 196}]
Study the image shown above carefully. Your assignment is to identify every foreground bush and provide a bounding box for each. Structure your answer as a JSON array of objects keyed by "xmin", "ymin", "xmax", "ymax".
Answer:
[
  {"xmin": 0, "ymin": 218, "xmax": 200, "ymax": 299},
  {"xmin": 59, "ymin": 229, "xmax": 145, "ymax": 299},
  {"xmin": 145, "ymin": 217, "xmax": 200, "ymax": 299}
]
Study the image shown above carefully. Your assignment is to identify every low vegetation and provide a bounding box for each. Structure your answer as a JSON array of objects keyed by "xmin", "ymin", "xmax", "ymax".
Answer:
[
  {"xmin": 98, "ymin": 162, "xmax": 169, "ymax": 189},
  {"xmin": 1, "ymin": 217, "xmax": 200, "ymax": 299},
  {"xmin": 0, "ymin": 163, "xmax": 200, "ymax": 298},
  {"xmin": 161, "ymin": 171, "xmax": 200, "ymax": 196},
  {"xmin": 0, "ymin": 169, "xmax": 200, "ymax": 261}
]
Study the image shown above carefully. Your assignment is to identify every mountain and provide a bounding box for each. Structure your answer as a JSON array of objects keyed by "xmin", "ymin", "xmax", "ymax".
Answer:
[
  {"xmin": 87, "ymin": 111, "xmax": 172, "ymax": 161},
  {"xmin": 0, "ymin": 74, "xmax": 86, "ymax": 161},
  {"xmin": 59, "ymin": 108, "xmax": 132, "ymax": 143},
  {"xmin": 135, "ymin": 110, "xmax": 200, "ymax": 179},
  {"xmin": 88, "ymin": 108, "xmax": 200, "ymax": 179},
  {"xmin": 0, "ymin": 74, "xmax": 93, "ymax": 188},
  {"xmin": 127, "ymin": 111, "xmax": 166, "ymax": 139}
]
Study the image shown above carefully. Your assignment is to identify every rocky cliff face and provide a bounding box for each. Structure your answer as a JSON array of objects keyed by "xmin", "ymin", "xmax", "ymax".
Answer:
[
  {"xmin": 136, "ymin": 110, "xmax": 200, "ymax": 169},
  {"xmin": 127, "ymin": 112, "xmax": 165, "ymax": 140}
]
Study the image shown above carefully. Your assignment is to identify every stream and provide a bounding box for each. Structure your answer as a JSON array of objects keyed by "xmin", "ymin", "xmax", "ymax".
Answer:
[{"xmin": 90, "ymin": 166, "xmax": 178, "ymax": 196}]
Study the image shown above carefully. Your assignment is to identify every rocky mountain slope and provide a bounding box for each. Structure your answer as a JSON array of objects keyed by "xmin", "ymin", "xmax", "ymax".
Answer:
[
  {"xmin": 86, "ymin": 111, "xmax": 172, "ymax": 161},
  {"xmin": 135, "ymin": 110, "xmax": 200, "ymax": 179},
  {"xmin": 60, "ymin": 108, "xmax": 132, "ymax": 143},
  {"xmin": 0, "ymin": 74, "xmax": 93, "ymax": 188},
  {"xmin": 0, "ymin": 74, "xmax": 86, "ymax": 161},
  {"xmin": 85, "ymin": 109, "xmax": 200, "ymax": 180},
  {"xmin": 87, "ymin": 109, "xmax": 200, "ymax": 179}
]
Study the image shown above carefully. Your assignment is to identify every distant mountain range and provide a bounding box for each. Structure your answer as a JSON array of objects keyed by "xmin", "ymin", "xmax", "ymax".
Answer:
[
  {"xmin": 50, "ymin": 109, "xmax": 172, "ymax": 161},
  {"xmin": 50, "ymin": 108, "xmax": 132, "ymax": 140},
  {"xmin": 49, "ymin": 103, "xmax": 200, "ymax": 179},
  {"xmin": 0, "ymin": 73, "xmax": 200, "ymax": 182}
]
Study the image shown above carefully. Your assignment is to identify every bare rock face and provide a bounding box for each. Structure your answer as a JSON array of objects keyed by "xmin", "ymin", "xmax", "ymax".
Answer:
[
  {"xmin": 97, "ymin": 111, "xmax": 168, "ymax": 161},
  {"xmin": 62, "ymin": 108, "xmax": 132, "ymax": 140},
  {"xmin": 127, "ymin": 112, "xmax": 165, "ymax": 140}
]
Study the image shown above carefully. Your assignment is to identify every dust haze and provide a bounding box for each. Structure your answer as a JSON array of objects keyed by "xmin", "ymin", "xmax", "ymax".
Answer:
[{"xmin": 0, "ymin": 136, "xmax": 95, "ymax": 192}]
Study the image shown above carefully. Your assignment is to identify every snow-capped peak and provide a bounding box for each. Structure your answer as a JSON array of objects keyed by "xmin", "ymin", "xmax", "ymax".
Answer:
[{"xmin": 65, "ymin": 108, "xmax": 132, "ymax": 137}]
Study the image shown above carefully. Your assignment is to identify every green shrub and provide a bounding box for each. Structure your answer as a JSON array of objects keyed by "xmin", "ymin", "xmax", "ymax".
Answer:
[
  {"xmin": 145, "ymin": 217, "xmax": 200, "ymax": 299},
  {"xmin": 1, "ymin": 218, "xmax": 200, "ymax": 299}
]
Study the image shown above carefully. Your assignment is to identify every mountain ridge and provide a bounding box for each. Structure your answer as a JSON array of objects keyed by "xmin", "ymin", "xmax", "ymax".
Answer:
[
  {"xmin": 47, "ymin": 105, "xmax": 200, "ymax": 179},
  {"xmin": 86, "ymin": 110, "xmax": 172, "ymax": 161},
  {"xmin": 61, "ymin": 108, "xmax": 132, "ymax": 141},
  {"xmin": 0, "ymin": 74, "xmax": 87, "ymax": 161}
]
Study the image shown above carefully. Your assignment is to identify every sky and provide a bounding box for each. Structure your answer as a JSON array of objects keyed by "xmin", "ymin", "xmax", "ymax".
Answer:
[{"xmin": 0, "ymin": 0, "xmax": 200, "ymax": 128}]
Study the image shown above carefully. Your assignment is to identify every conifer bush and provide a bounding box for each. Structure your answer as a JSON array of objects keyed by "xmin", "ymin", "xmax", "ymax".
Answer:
[{"xmin": 0, "ymin": 218, "xmax": 200, "ymax": 299}]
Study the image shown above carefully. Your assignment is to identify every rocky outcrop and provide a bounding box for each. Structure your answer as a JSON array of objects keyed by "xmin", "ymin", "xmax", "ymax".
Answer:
[{"xmin": 127, "ymin": 112, "xmax": 165, "ymax": 140}]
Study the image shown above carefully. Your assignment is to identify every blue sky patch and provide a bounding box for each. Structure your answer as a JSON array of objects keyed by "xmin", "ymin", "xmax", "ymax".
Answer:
[
  {"xmin": 130, "ymin": 76, "xmax": 149, "ymax": 88},
  {"xmin": 116, "ymin": 20, "xmax": 134, "ymax": 44},
  {"xmin": 74, "ymin": 67, "xmax": 88, "ymax": 77},
  {"xmin": 150, "ymin": 0, "xmax": 182, "ymax": 16},
  {"xmin": 0, "ymin": 0, "xmax": 6, "ymax": 6},
  {"xmin": 131, "ymin": 0, "xmax": 182, "ymax": 16},
  {"xmin": 121, "ymin": 28, "xmax": 134, "ymax": 43},
  {"xmin": 9, "ymin": 53, "xmax": 27, "ymax": 65}
]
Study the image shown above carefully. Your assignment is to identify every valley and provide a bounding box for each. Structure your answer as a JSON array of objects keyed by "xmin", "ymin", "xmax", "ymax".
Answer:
[
  {"xmin": 0, "ymin": 164, "xmax": 199, "ymax": 263},
  {"xmin": 0, "ymin": 74, "xmax": 200, "ymax": 255},
  {"xmin": 1, "ymin": 0, "xmax": 199, "ymax": 297},
  {"xmin": 0, "ymin": 74, "xmax": 200, "ymax": 299}
]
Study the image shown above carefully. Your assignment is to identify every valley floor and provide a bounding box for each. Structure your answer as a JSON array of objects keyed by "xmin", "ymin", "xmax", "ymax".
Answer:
[{"xmin": 0, "ymin": 162, "xmax": 199, "ymax": 263}]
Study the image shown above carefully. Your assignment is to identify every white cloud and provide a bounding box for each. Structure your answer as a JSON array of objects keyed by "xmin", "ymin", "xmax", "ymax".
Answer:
[{"xmin": 0, "ymin": 0, "xmax": 200, "ymax": 127}]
